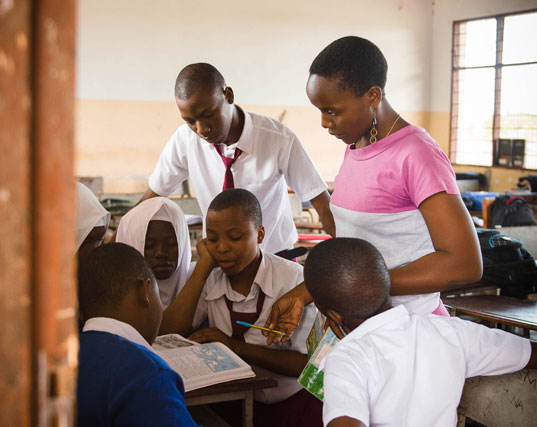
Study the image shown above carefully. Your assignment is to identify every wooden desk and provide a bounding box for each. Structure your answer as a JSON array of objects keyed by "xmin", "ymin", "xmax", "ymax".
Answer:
[
  {"xmin": 185, "ymin": 367, "xmax": 277, "ymax": 427},
  {"xmin": 443, "ymin": 295, "xmax": 537, "ymax": 334}
]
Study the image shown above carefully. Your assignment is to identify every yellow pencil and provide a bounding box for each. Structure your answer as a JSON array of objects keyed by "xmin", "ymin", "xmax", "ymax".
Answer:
[{"xmin": 236, "ymin": 321, "xmax": 287, "ymax": 335}]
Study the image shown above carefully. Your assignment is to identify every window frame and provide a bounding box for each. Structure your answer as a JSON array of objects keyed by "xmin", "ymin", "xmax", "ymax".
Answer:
[{"xmin": 449, "ymin": 8, "xmax": 537, "ymax": 169}]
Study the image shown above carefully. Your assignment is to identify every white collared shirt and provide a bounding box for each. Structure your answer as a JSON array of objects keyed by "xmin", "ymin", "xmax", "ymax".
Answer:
[
  {"xmin": 322, "ymin": 305, "xmax": 531, "ymax": 427},
  {"xmin": 192, "ymin": 251, "xmax": 317, "ymax": 404},
  {"xmin": 83, "ymin": 317, "xmax": 154, "ymax": 352},
  {"xmin": 148, "ymin": 109, "xmax": 327, "ymax": 253}
]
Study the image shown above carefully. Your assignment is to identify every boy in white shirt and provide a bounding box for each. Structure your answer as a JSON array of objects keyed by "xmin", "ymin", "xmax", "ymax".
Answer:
[
  {"xmin": 137, "ymin": 63, "xmax": 335, "ymax": 256},
  {"xmin": 163, "ymin": 189, "xmax": 322, "ymax": 427},
  {"xmin": 303, "ymin": 237, "xmax": 536, "ymax": 427}
]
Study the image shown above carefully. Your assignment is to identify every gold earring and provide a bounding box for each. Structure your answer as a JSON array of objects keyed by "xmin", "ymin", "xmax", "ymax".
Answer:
[{"xmin": 369, "ymin": 113, "xmax": 378, "ymax": 145}]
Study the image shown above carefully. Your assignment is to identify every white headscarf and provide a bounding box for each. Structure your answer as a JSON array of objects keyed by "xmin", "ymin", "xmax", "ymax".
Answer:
[
  {"xmin": 116, "ymin": 197, "xmax": 192, "ymax": 308},
  {"xmin": 76, "ymin": 182, "xmax": 110, "ymax": 251}
]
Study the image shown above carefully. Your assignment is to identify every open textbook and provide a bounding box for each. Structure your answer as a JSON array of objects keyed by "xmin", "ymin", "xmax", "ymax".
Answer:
[
  {"xmin": 298, "ymin": 311, "xmax": 339, "ymax": 400},
  {"xmin": 153, "ymin": 334, "xmax": 255, "ymax": 392}
]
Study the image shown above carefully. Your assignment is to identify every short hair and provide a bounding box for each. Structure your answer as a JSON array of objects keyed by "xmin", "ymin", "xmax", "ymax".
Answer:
[
  {"xmin": 175, "ymin": 63, "xmax": 226, "ymax": 100},
  {"xmin": 78, "ymin": 243, "xmax": 155, "ymax": 318},
  {"xmin": 304, "ymin": 238, "xmax": 390, "ymax": 318},
  {"xmin": 309, "ymin": 36, "xmax": 388, "ymax": 97},
  {"xmin": 207, "ymin": 189, "xmax": 262, "ymax": 228}
]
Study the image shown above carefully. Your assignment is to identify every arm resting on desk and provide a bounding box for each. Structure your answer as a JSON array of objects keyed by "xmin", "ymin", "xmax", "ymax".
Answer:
[
  {"xmin": 328, "ymin": 417, "xmax": 366, "ymax": 427},
  {"xmin": 189, "ymin": 327, "xmax": 308, "ymax": 378},
  {"xmin": 526, "ymin": 342, "xmax": 537, "ymax": 369}
]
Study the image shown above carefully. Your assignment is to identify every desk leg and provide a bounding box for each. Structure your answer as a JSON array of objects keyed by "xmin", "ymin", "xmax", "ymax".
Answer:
[{"xmin": 242, "ymin": 390, "xmax": 253, "ymax": 427}]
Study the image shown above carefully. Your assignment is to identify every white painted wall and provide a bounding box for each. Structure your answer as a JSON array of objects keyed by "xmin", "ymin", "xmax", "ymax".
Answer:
[
  {"xmin": 430, "ymin": 0, "xmax": 537, "ymax": 112},
  {"xmin": 77, "ymin": 0, "xmax": 434, "ymax": 111}
]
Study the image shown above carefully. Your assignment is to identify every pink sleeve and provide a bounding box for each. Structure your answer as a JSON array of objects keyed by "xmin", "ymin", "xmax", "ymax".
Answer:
[{"xmin": 404, "ymin": 140, "xmax": 459, "ymax": 207}]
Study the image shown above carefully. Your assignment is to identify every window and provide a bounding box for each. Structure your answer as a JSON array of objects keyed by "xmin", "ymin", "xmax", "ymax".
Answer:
[{"xmin": 450, "ymin": 10, "xmax": 537, "ymax": 169}]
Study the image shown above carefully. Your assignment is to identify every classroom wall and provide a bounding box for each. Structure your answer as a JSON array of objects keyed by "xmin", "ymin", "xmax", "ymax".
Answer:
[
  {"xmin": 76, "ymin": 0, "xmax": 537, "ymax": 193},
  {"xmin": 76, "ymin": 0, "xmax": 434, "ymax": 192}
]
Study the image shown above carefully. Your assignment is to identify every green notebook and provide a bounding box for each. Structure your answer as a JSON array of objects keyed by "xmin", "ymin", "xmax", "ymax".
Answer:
[{"xmin": 298, "ymin": 311, "xmax": 339, "ymax": 400}]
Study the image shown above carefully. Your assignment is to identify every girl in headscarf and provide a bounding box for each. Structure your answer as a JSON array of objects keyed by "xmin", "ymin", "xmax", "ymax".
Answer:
[
  {"xmin": 116, "ymin": 197, "xmax": 192, "ymax": 308},
  {"xmin": 76, "ymin": 182, "xmax": 110, "ymax": 262}
]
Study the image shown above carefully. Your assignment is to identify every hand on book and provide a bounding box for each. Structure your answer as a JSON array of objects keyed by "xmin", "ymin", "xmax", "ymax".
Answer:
[
  {"xmin": 188, "ymin": 327, "xmax": 235, "ymax": 351},
  {"xmin": 263, "ymin": 282, "xmax": 313, "ymax": 345}
]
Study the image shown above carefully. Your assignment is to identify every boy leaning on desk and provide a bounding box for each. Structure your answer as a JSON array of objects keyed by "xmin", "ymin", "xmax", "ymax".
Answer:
[{"xmin": 266, "ymin": 237, "xmax": 537, "ymax": 427}]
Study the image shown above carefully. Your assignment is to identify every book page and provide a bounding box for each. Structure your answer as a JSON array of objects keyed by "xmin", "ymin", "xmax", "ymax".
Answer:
[
  {"xmin": 153, "ymin": 338, "xmax": 255, "ymax": 391},
  {"xmin": 153, "ymin": 334, "xmax": 197, "ymax": 351}
]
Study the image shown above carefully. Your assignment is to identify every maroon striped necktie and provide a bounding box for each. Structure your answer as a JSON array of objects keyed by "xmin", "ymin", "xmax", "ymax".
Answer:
[{"xmin": 214, "ymin": 145, "xmax": 242, "ymax": 190}]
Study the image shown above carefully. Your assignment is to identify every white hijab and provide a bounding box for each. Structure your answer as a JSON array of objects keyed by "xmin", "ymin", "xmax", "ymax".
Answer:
[
  {"xmin": 116, "ymin": 197, "xmax": 192, "ymax": 308},
  {"xmin": 76, "ymin": 182, "xmax": 110, "ymax": 251}
]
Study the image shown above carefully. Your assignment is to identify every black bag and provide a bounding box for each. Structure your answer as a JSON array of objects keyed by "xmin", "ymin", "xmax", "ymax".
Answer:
[
  {"xmin": 477, "ymin": 229, "xmax": 537, "ymax": 298},
  {"xmin": 490, "ymin": 196, "xmax": 536, "ymax": 227}
]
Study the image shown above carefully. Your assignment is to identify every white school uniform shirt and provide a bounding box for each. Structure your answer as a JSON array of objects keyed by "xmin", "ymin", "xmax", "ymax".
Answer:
[
  {"xmin": 148, "ymin": 108, "xmax": 327, "ymax": 253},
  {"xmin": 192, "ymin": 251, "xmax": 317, "ymax": 404},
  {"xmin": 83, "ymin": 317, "xmax": 153, "ymax": 352},
  {"xmin": 321, "ymin": 305, "xmax": 531, "ymax": 427}
]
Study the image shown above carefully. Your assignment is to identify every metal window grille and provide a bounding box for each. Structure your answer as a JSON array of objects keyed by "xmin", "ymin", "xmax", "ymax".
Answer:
[{"xmin": 450, "ymin": 9, "xmax": 537, "ymax": 169}]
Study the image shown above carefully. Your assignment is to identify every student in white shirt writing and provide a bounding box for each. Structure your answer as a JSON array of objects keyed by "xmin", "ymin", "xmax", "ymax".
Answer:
[
  {"xmin": 162, "ymin": 189, "xmax": 322, "ymax": 427},
  {"xmin": 138, "ymin": 63, "xmax": 335, "ymax": 257},
  {"xmin": 303, "ymin": 237, "xmax": 537, "ymax": 427}
]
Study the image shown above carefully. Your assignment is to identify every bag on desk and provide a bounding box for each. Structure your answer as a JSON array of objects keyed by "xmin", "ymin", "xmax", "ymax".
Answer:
[
  {"xmin": 477, "ymin": 229, "xmax": 537, "ymax": 298},
  {"xmin": 490, "ymin": 196, "xmax": 537, "ymax": 227}
]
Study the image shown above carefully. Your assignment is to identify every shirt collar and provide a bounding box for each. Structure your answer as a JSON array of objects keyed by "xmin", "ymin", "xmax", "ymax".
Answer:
[
  {"xmin": 235, "ymin": 107, "xmax": 254, "ymax": 154},
  {"xmin": 319, "ymin": 305, "xmax": 409, "ymax": 371},
  {"xmin": 82, "ymin": 317, "xmax": 154, "ymax": 352},
  {"xmin": 342, "ymin": 304, "xmax": 409, "ymax": 342},
  {"xmin": 206, "ymin": 250, "xmax": 274, "ymax": 302}
]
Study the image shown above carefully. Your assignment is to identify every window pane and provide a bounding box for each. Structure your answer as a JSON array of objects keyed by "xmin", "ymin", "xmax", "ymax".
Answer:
[
  {"xmin": 453, "ymin": 68, "xmax": 495, "ymax": 166},
  {"xmin": 503, "ymin": 12, "xmax": 537, "ymax": 64},
  {"xmin": 499, "ymin": 64, "xmax": 537, "ymax": 169},
  {"xmin": 455, "ymin": 19, "xmax": 497, "ymax": 68}
]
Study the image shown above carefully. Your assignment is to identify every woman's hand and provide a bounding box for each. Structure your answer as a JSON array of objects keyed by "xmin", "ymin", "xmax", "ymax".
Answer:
[{"xmin": 263, "ymin": 282, "xmax": 314, "ymax": 344}]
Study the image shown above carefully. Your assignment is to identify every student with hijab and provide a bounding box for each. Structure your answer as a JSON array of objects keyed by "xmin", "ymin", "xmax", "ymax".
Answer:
[
  {"xmin": 116, "ymin": 197, "xmax": 192, "ymax": 308},
  {"xmin": 76, "ymin": 182, "xmax": 110, "ymax": 262}
]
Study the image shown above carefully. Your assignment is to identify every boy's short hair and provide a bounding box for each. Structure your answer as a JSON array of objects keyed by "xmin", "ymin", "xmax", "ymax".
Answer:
[
  {"xmin": 304, "ymin": 238, "xmax": 390, "ymax": 318},
  {"xmin": 207, "ymin": 189, "xmax": 263, "ymax": 228},
  {"xmin": 309, "ymin": 36, "xmax": 388, "ymax": 97},
  {"xmin": 175, "ymin": 63, "xmax": 226, "ymax": 100},
  {"xmin": 78, "ymin": 243, "xmax": 155, "ymax": 318}
]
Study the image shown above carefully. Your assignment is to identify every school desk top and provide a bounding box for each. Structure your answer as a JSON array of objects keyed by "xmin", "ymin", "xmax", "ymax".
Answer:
[
  {"xmin": 185, "ymin": 366, "xmax": 277, "ymax": 427},
  {"xmin": 443, "ymin": 295, "xmax": 537, "ymax": 331}
]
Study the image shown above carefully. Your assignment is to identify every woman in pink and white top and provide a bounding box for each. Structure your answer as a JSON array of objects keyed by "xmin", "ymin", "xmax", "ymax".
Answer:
[{"xmin": 264, "ymin": 36, "xmax": 482, "ymax": 340}]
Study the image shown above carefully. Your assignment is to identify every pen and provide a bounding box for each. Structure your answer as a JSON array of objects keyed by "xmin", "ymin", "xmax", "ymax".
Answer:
[{"xmin": 235, "ymin": 320, "xmax": 287, "ymax": 335}]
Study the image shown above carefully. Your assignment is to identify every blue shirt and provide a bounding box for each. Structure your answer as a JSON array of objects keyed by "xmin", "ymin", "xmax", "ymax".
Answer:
[{"xmin": 78, "ymin": 331, "xmax": 198, "ymax": 426}]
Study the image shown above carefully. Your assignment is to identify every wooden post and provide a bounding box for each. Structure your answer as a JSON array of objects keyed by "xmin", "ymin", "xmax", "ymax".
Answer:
[{"xmin": 0, "ymin": 0, "xmax": 77, "ymax": 425}]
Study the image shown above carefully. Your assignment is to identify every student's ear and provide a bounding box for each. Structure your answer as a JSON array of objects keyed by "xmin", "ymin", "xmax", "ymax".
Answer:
[
  {"xmin": 256, "ymin": 225, "xmax": 265, "ymax": 244},
  {"xmin": 223, "ymin": 86, "xmax": 234, "ymax": 104},
  {"xmin": 326, "ymin": 309, "xmax": 344, "ymax": 328},
  {"xmin": 136, "ymin": 278, "xmax": 152, "ymax": 308},
  {"xmin": 326, "ymin": 309, "xmax": 349, "ymax": 339},
  {"xmin": 366, "ymin": 86, "xmax": 382, "ymax": 109}
]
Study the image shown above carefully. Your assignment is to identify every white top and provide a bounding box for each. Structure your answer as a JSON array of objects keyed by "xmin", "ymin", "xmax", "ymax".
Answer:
[
  {"xmin": 83, "ymin": 317, "xmax": 153, "ymax": 352},
  {"xmin": 76, "ymin": 182, "xmax": 110, "ymax": 251},
  {"xmin": 148, "ymin": 109, "xmax": 327, "ymax": 253},
  {"xmin": 321, "ymin": 305, "xmax": 531, "ymax": 427},
  {"xmin": 192, "ymin": 251, "xmax": 317, "ymax": 404},
  {"xmin": 116, "ymin": 197, "xmax": 193, "ymax": 309}
]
